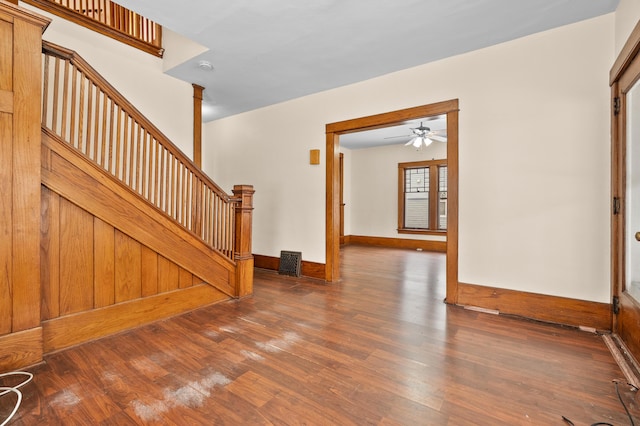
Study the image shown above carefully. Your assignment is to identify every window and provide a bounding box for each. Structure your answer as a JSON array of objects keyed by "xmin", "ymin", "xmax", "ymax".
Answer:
[{"xmin": 398, "ymin": 159, "xmax": 447, "ymax": 234}]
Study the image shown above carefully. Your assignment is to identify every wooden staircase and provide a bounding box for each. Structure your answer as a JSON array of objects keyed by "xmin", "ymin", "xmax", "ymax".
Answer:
[{"xmin": 0, "ymin": 2, "xmax": 253, "ymax": 371}]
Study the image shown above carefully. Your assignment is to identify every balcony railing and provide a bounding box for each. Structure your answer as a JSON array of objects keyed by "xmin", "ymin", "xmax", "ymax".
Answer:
[{"xmin": 23, "ymin": 0, "xmax": 163, "ymax": 57}]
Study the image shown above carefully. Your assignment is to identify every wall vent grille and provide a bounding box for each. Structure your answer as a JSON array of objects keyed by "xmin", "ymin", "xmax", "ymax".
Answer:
[{"xmin": 279, "ymin": 251, "xmax": 302, "ymax": 277}]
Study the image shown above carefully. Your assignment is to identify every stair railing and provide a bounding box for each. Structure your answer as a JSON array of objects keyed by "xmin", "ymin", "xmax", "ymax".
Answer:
[
  {"xmin": 23, "ymin": 0, "xmax": 163, "ymax": 57},
  {"xmin": 41, "ymin": 41, "xmax": 240, "ymax": 262}
]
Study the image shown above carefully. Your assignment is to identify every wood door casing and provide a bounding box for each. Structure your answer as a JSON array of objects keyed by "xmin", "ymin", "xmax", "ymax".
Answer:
[
  {"xmin": 611, "ymin": 19, "xmax": 640, "ymax": 362},
  {"xmin": 325, "ymin": 99, "xmax": 459, "ymax": 304}
]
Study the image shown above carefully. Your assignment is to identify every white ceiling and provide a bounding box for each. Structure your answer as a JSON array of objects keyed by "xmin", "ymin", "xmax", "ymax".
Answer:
[{"xmin": 115, "ymin": 0, "xmax": 618, "ymax": 130}]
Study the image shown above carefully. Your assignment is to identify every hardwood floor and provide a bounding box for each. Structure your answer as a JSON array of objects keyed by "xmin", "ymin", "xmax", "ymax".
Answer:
[{"xmin": 1, "ymin": 245, "xmax": 637, "ymax": 425}]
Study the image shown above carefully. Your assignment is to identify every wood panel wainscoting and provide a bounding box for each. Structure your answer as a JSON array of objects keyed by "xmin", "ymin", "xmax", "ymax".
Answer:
[
  {"xmin": 40, "ymin": 129, "xmax": 234, "ymax": 352},
  {"xmin": 457, "ymin": 282, "xmax": 612, "ymax": 331},
  {"xmin": 41, "ymin": 130, "xmax": 237, "ymax": 296}
]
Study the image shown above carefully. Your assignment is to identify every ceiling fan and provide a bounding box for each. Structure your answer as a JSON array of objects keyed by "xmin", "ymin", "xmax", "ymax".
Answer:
[
  {"xmin": 405, "ymin": 122, "xmax": 447, "ymax": 148},
  {"xmin": 384, "ymin": 121, "xmax": 447, "ymax": 149}
]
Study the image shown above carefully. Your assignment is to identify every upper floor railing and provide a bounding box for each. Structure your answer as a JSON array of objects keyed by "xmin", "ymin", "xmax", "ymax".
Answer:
[
  {"xmin": 24, "ymin": 0, "xmax": 163, "ymax": 57},
  {"xmin": 41, "ymin": 41, "xmax": 240, "ymax": 261}
]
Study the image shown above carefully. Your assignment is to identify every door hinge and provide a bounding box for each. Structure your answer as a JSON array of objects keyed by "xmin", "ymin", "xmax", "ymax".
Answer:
[
  {"xmin": 613, "ymin": 197, "xmax": 621, "ymax": 215},
  {"xmin": 613, "ymin": 295, "xmax": 620, "ymax": 314},
  {"xmin": 614, "ymin": 97, "xmax": 621, "ymax": 116}
]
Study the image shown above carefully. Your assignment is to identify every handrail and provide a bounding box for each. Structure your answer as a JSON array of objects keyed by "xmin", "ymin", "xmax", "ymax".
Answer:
[
  {"xmin": 42, "ymin": 40, "xmax": 237, "ymax": 261},
  {"xmin": 23, "ymin": 0, "xmax": 163, "ymax": 57}
]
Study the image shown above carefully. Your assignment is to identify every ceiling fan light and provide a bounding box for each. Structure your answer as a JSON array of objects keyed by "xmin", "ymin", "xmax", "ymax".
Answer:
[
  {"xmin": 412, "ymin": 137, "xmax": 422, "ymax": 148},
  {"xmin": 423, "ymin": 137, "xmax": 433, "ymax": 147}
]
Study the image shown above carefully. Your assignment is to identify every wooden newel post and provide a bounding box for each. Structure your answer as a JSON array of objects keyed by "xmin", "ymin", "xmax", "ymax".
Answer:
[
  {"xmin": 192, "ymin": 84, "xmax": 203, "ymax": 168},
  {"xmin": 233, "ymin": 184, "xmax": 255, "ymax": 298},
  {"xmin": 0, "ymin": 1, "xmax": 49, "ymax": 371}
]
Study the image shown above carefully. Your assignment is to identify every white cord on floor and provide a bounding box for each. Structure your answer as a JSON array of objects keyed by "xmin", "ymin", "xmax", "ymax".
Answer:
[
  {"xmin": 0, "ymin": 387, "xmax": 21, "ymax": 426},
  {"xmin": 0, "ymin": 372, "xmax": 33, "ymax": 426}
]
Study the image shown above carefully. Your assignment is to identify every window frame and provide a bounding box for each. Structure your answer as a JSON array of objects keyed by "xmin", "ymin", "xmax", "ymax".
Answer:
[{"xmin": 398, "ymin": 159, "xmax": 448, "ymax": 235}]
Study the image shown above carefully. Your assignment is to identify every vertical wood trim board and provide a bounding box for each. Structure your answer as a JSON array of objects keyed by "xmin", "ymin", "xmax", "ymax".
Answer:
[
  {"xmin": 141, "ymin": 246, "xmax": 158, "ymax": 297},
  {"xmin": 0, "ymin": 113, "xmax": 12, "ymax": 335},
  {"xmin": 0, "ymin": 20, "xmax": 13, "ymax": 93},
  {"xmin": 179, "ymin": 267, "xmax": 193, "ymax": 289},
  {"xmin": 59, "ymin": 198, "xmax": 94, "ymax": 315},
  {"xmin": 11, "ymin": 13, "xmax": 44, "ymax": 333},
  {"xmin": 114, "ymin": 230, "xmax": 142, "ymax": 303},
  {"xmin": 40, "ymin": 186, "xmax": 60, "ymax": 321},
  {"xmin": 0, "ymin": 2, "xmax": 49, "ymax": 371},
  {"xmin": 94, "ymin": 218, "xmax": 115, "ymax": 308},
  {"xmin": 158, "ymin": 255, "xmax": 180, "ymax": 293}
]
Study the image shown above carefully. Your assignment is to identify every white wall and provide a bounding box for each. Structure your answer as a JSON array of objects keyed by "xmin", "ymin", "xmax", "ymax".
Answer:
[
  {"xmin": 204, "ymin": 14, "xmax": 614, "ymax": 303},
  {"xmin": 203, "ymin": 114, "xmax": 326, "ymax": 259},
  {"xmin": 21, "ymin": 3, "xmax": 194, "ymax": 157},
  {"xmin": 342, "ymin": 148, "xmax": 352, "ymax": 236},
  {"xmin": 162, "ymin": 28, "xmax": 207, "ymax": 73},
  {"xmin": 456, "ymin": 17, "xmax": 612, "ymax": 303},
  {"xmin": 615, "ymin": 0, "xmax": 640, "ymax": 55},
  {"xmin": 345, "ymin": 142, "xmax": 447, "ymax": 241}
]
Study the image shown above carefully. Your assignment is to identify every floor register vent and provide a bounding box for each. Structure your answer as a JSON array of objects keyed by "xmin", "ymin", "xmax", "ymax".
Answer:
[{"xmin": 279, "ymin": 251, "xmax": 302, "ymax": 277}]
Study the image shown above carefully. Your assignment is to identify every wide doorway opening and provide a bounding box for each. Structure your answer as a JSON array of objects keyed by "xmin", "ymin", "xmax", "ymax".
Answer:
[{"xmin": 325, "ymin": 99, "xmax": 459, "ymax": 303}]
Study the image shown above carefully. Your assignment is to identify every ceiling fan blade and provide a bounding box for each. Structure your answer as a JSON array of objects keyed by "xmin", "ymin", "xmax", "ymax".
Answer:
[
  {"xmin": 428, "ymin": 134, "xmax": 447, "ymax": 142},
  {"xmin": 384, "ymin": 134, "xmax": 412, "ymax": 140}
]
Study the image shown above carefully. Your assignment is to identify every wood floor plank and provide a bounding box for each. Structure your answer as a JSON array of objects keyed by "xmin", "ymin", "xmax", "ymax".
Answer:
[
  {"xmin": 226, "ymin": 370, "xmax": 287, "ymax": 408},
  {"xmin": 2, "ymin": 246, "xmax": 637, "ymax": 425}
]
